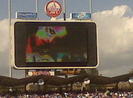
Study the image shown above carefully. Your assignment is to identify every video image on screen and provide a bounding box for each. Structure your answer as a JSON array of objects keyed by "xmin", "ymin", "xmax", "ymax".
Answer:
[{"xmin": 26, "ymin": 26, "xmax": 88, "ymax": 63}]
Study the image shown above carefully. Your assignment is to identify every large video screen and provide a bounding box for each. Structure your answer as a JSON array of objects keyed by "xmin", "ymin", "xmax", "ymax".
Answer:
[{"xmin": 13, "ymin": 21, "xmax": 97, "ymax": 69}]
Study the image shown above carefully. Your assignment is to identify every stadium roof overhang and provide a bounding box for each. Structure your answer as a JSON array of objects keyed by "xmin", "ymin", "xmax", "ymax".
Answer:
[{"xmin": 0, "ymin": 73, "xmax": 133, "ymax": 87}]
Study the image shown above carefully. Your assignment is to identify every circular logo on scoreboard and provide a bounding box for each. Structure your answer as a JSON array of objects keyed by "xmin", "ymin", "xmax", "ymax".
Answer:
[{"xmin": 45, "ymin": 0, "xmax": 62, "ymax": 17}]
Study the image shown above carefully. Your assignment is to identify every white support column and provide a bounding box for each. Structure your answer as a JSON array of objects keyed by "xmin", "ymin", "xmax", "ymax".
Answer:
[
  {"xmin": 36, "ymin": 0, "xmax": 39, "ymax": 20},
  {"xmin": 63, "ymin": 0, "xmax": 66, "ymax": 21},
  {"xmin": 8, "ymin": 0, "xmax": 12, "ymax": 78},
  {"xmin": 90, "ymin": 0, "xmax": 92, "ymax": 19}
]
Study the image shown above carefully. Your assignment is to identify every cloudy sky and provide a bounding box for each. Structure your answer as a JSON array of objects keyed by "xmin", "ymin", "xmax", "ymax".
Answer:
[{"xmin": 0, "ymin": 0, "xmax": 133, "ymax": 78}]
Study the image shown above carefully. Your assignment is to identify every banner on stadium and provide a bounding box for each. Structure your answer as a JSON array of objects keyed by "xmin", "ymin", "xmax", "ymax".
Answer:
[{"xmin": 28, "ymin": 71, "xmax": 55, "ymax": 76}]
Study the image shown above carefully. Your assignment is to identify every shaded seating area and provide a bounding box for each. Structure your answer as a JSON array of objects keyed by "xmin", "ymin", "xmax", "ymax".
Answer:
[{"xmin": 0, "ymin": 72, "xmax": 133, "ymax": 87}]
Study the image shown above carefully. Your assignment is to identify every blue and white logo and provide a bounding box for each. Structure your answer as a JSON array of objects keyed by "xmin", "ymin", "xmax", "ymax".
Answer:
[
  {"xmin": 70, "ymin": 12, "xmax": 91, "ymax": 20},
  {"xmin": 16, "ymin": 12, "xmax": 38, "ymax": 19}
]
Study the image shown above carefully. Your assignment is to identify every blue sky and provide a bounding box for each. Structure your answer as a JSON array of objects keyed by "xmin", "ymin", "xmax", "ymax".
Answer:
[
  {"xmin": 0, "ymin": 0, "xmax": 133, "ymax": 20},
  {"xmin": 0, "ymin": 0, "xmax": 133, "ymax": 78}
]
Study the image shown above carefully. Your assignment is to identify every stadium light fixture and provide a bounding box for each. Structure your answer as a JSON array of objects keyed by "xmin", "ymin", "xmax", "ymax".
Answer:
[
  {"xmin": 84, "ymin": 78, "xmax": 90, "ymax": 84},
  {"xmin": 129, "ymin": 77, "xmax": 133, "ymax": 83}
]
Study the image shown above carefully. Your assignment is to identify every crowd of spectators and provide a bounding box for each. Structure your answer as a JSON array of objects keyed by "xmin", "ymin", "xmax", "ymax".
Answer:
[{"xmin": 0, "ymin": 90, "xmax": 133, "ymax": 98}]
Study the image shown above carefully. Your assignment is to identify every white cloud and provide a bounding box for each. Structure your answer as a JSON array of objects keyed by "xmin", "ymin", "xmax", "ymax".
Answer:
[
  {"xmin": 0, "ymin": 19, "xmax": 25, "ymax": 77},
  {"xmin": 0, "ymin": 19, "xmax": 11, "ymax": 77},
  {"xmin": 93, "ymin": 5, "xmax": 133, "ymax": 76},
  {"xmin": 0, "ymin": 19, "xmax": 10, "ymax": 52},
  {"xmin": 100, "ymin": 5, "xmax": 131, "ymax": 17}
]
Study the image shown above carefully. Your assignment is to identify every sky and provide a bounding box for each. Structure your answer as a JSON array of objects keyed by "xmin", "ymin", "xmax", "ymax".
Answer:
[{"xmin": 0, "ymin": 0, "xmax": 133, "ymax": 78}]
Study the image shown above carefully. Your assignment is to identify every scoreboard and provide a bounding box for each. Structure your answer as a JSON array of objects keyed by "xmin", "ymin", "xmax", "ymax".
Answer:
[{"xmin": 11, "ymin": 20, "xmax": 98, "ymax": 69}]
